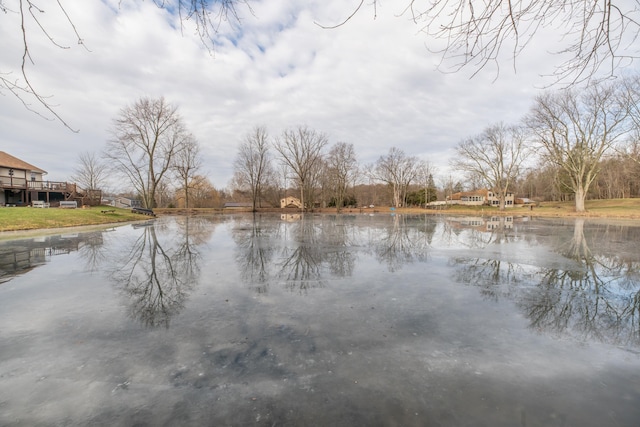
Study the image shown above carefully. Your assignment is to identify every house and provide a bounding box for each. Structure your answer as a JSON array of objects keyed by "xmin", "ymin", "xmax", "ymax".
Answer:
[
  {"xmin": 112, "ymin": 197, "xmax": 142, "ymax": 209},
  {"xmin": 223, "ymin": 202, "xmax": 253, "ymax": 209},
  {"xmin": 0, "ymin": 151, "xmax": 86, "ymax": 206},
  {"xmin": 280, "ymin": 196, "xmax": 302, "ymax": 209},
  {"xmin": 447, "ymin": 188, "xmax": 515, "ymax": 208}
]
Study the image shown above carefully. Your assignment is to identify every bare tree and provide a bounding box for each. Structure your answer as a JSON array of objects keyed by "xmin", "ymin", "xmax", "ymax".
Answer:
[
  {"xmin": 189, "ymin": 175, "xmax": 222, "ymax": 208},
  {"xmin": 233, "ymin": 126, "xmax": 273, "ymax": 211},
  {"xmin": 324, "ymin": 0, "xmax": 640, "ymax": 85},
  {"xmin": 451, "ymin": 123, "xmax": 529, "ymax": 210},
  {"xmin": 173, "ymin": 135, "xmax": 202, "ymax": 209},
  {"xmin": 619, "ymin": 75, "xmax": 640, "ymax": 165},
  {"xmin": 1, "ymin": 0, "xmax": 88, "ymax": 130},
  {"xmin": 274, "ymin": 126, "xmax": 328, "ymax": 211},
  {"xmin": 326, "ymin": 142, "xmax": 358, "ymax": 212},
  {"xmin": 105, "ymin": 97, "xmax": 190, "ymax": 209},
  {"xmin": 70, "ymin": 151, "xmax": 108, "ymax": 192},
  {"xmin": 526, "ymin": 81, "xmax": 631, "ymax": 212},
  {"xmin": 416, "ymin": 160, "xmax": 437, "ymax": 206},
  {"xmin": 372, "ymin": 147, "xmax": 420, "ymax": 208}
]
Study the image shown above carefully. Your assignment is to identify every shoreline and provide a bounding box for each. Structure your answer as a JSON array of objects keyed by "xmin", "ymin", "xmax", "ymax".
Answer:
[
  {"xmin": 154, "ymin": 205, "xmax": 640, "ymax": 220},
  {"xmin": 2, "ymin": 205, "xmax": 640, "ymax": 238}
]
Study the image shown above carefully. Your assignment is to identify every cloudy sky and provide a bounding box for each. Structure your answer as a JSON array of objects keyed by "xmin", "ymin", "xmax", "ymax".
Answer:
[{"xmin": 1, "ymin": 0, "xmax": 634, "ymax": 190}]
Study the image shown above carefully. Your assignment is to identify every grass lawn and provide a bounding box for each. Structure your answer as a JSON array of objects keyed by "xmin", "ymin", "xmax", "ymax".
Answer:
[
  {"xmin": 517, "ymin": 198, "xmax": 640, "ymax": 218},
  {"xmin": 0, "ymin": 206, "xmax": 147, "ymax": 232}
]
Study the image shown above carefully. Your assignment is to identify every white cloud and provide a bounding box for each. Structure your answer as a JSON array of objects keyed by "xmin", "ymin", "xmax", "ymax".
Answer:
[{"xmin": 2, "ymin": 0, "xmax": 634, "ymax": 190}]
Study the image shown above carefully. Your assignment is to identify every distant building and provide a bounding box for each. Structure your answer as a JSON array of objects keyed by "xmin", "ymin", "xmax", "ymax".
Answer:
[
  {"xmin": 112, "ymin": 197, "xmax": 142, "ymax": 209},
  {"xmin": 447, "ymin": 188, "xmax": 515, "ymax": 208},
  {"xmin": 280, "ymin": 196, "xmax": 302, "ymax": 209},
  {"xmin": 223, "ymin": 202, "xmax": 253, "ymax": 209}
]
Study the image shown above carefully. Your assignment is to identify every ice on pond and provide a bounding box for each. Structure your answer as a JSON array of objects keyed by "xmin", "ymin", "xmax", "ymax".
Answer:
[{"xmin": 1, "ymin": 214, "xmax": 639, "ymax": 426}]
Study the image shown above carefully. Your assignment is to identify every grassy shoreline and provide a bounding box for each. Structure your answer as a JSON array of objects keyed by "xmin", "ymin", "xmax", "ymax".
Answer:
[
  {"xmin": 0, "ymin": 206, "xmax": 148, "ymax": 233},
  {"xmin": 1, "ymin": 199, "xmax": 639, "ymax": 235}
]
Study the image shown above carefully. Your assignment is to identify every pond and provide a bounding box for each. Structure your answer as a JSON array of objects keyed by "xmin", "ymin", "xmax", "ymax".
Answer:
[{"xmin": 1, "ymin": 213, "xmax": 639, "ymax": 426}]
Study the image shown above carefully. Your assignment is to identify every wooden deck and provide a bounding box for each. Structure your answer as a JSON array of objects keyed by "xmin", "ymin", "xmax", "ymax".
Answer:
[
  {"xmin": 1, "ymin": 178, "xmax": 100, "ymax": 207},
  {"xmin": 0, "ymin": 178, "xmax": 73, "ymax": 192}
]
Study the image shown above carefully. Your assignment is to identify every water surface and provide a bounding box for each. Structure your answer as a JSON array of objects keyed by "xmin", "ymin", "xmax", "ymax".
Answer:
[{"xmin": 1, "ymin": 214, "xmax": 639, "ymax": 426}]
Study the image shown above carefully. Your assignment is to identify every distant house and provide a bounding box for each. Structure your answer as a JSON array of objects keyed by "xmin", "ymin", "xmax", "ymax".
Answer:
[
  {"xmin": 0, "ymin": 151, "xmax": 80, "ymax": 206},
  {"xmin": 516, "ymin": 197, "xmax": 536, "ymax": 205},
  {"xmin": 223, "ymin": 202, "xmax": 253, "ymax": 209},
  {"xmin": 447, "ymin": 188, "xmax": 515, "ymax": 208},
  {"xmin": 280, "ymin": 196, "xmax": 302, "ymax": 209},
  {"xmin": 112, "ymin": 197, "xmax": 142, "ymax": 209}
]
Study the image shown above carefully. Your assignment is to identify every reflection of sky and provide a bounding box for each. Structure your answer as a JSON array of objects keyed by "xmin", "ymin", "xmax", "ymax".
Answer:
[{"xmin": 1, "ymin": 215, "xmax": 640, "ymax": 425}]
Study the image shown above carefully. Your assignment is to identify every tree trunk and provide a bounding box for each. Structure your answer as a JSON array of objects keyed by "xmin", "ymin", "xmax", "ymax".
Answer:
[{"xmin": 575, "ymin": 185, "xmax": 586, "ymax": 212}]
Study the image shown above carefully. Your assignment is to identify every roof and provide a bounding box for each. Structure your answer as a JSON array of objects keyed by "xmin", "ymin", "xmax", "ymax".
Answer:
[
  {"xmin": 449, "ymin": 189, "xmax": 489, "ymax": 200},
  {"xmin": 0, "ymin": 151, "xmax": 47, "ymax": 174}
]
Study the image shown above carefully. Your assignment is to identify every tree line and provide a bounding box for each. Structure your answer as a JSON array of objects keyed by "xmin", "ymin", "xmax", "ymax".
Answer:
[
  {"xmin": 232, "ymin": 74, "xmax": 640, "ymax": 213},
  {"xmin": 72, "ymin": 74, "xmax": 640, "ymax": 211}
]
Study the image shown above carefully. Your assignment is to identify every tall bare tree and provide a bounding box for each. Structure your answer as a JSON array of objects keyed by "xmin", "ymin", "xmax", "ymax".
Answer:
[
  {"xmin": 372, "ymin": 147, "xmax": 420, "ymax": 208},
  {"xmin": 173, "ymin": 135, "xmax": 202, "ymax": 209},
  {"xmin": 619, "ymin": 75, "xmax": 640, "ymax": 165},
  {"xmin": 326, "ymin": 142, "xmax": 358, "ymax": 212},
  {"xmin": 233, "ymin": 126, "xmax": 273, "ymax": 211},
  {"xmin": 274, "ymin": 126, "xmax": 328, "ymax": 211},
  {"xmin": 526, "ymin": 81, "xmax": 631, "ymax": 212},
  {"xmin": 416, "ymin": 160, "xmax": 437, "ymax": 207},
  {"xmin": 105, "ymin": 97, "xmax": 190, "ymax": 209},
  {"xmin": 452, "ymin": 123, "xmax": 529, "ymax": 210}
]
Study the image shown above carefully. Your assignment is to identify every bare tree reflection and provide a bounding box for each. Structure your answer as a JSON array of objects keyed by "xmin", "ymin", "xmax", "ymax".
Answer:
[
  {"xmin": 449, "ymin": 216, "xmax": 522, "ymax": 300},
  {"xmin": 451, "ymin": 217, "xmax": 640, "ymax": 346},
  {"xmin": 277, "ymin": 216, "xmax": 326, "ymax": 293},
  {"xmin": 232, "ymin": 214, "xmax": 362, "ymax": 294},
  {"xmin": 524, "ymin": 219, "xmax": 640, "ymax": 346},
  {"xmin": 320, "ymin": 215, "xmax": 358, "ymax": 278},
  {"xmin": 172, "ymin": 216, "xmax": 212, "ymax": 284},
  {"xmin": 452, "ymin": 257, "xmax": 527, "ymax": 301},
  {"xmin": 110, "ymin": 221, "xmax": 202, "ymax": 328},
  {"xmin": 232, "ymin": 214, "xmax": 276, "ymax": 293},
  {"xmin": 76, "ymin": 230, "xmax": 112, "ymax": 272},
  {"xmin": 369, "ymin": 215, "xmax": 436, "ymax": 272}
]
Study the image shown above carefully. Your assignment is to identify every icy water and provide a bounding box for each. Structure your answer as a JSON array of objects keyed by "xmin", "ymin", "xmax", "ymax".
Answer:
[{"xmin": 1, "ymin": 214, "xmax": 639, "ymax": 426}]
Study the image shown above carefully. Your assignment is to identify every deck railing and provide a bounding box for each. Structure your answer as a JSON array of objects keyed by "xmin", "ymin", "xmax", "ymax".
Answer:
[{"xmin": 0, "ymin": 177, "xmax": 72, "ymax": 191}]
